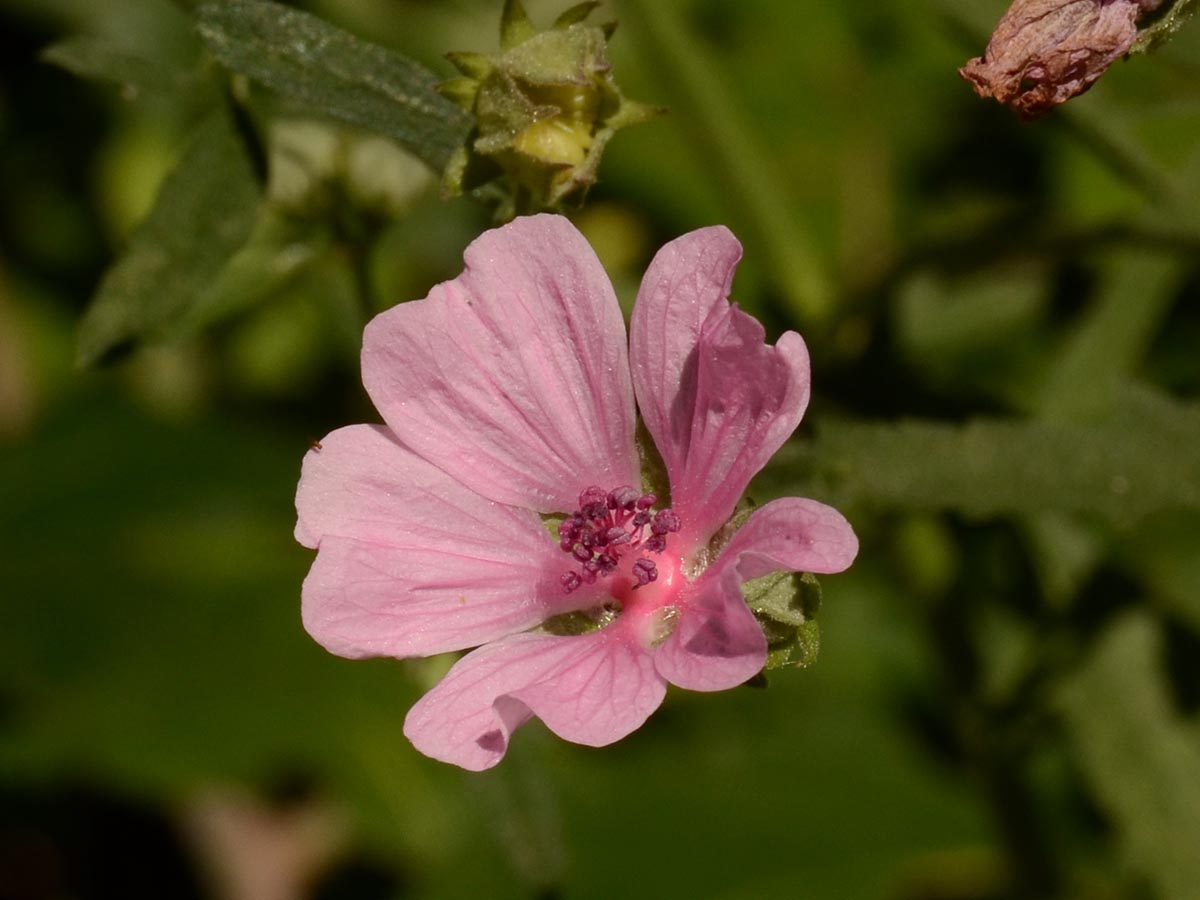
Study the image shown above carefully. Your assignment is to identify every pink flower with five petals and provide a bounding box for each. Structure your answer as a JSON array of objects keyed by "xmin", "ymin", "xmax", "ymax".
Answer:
[{"xmin": 296, "ymin": 214, "xmax": 857, "ymax": 770}]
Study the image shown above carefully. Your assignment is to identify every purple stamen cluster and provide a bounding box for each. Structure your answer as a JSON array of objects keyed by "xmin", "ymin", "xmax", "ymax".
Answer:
[{"xmin": 558, "ymin": 485, "xmax": 681, "ymax": 594}]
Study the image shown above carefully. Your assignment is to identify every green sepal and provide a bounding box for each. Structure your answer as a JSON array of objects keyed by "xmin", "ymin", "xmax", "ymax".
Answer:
[
  {"xmin": 440, "ymin": 141, "xmax": 503, "ymax": 198},
  {"xmin": 702, "ymin": 497, "xmax": 757, "ymax": 566},
  {"xmin": 539, "ymin": 604, "xmax": 619, "ymax": 636},
  {"xmin": 746, "ymin": 570, "xmax": 822, "ymax": 626},
  {"xmin": 635, "ymin": 420, "xmax": 671, "ymax": 507},
  {"xmin": 745, "ymin": 572, "xmax": 823, "ymax": 671},
  {"xmin": 554, "ymin": 1, "xmax": 601, "ymax": 28},
  {"xmin": 499, "ymin": 26, "xmax": 610, "ymax": 90},
  {"xmin": 437, "ymin": 77, "xmax": 480, "ymax": 112},
  {"xmin": 539, "ymin": 609, "xmax": 602, "ymax": 636},
  {"xmin": 765, "ymin": 620, "xmax": 821, "ymax": 670},
  {"xmin": 445, "ymin": 51, "xmax": 491, "ymax": 79},
  {"xmin": 540, "ymin": 512, "xmax": 566, "ymax": 542},
  {"xmin": 500, "ymin": 0, "xmax": 537, "ymax": 50},
  {"xmin": 605, "ymin": 98, "xmax": 666, "ymax": 130}
]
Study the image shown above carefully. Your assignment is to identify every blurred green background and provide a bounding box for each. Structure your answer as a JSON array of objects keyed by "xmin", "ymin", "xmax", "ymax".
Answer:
[{"xmin": 2, "ymin": 1, "xmax": 1199, "ymax": 898}]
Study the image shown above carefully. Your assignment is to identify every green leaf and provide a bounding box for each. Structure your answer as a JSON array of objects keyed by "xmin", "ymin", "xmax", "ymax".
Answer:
[
  {"xmin": 1120, "ymin": 511, "xmax": 1200, "ymax": 634},
  {"xmin": 173, "ymin": 209, "xmax": 327, "ymax": 336},
  {"xmin": 77, "ymin": 106, "xmax": 261, "ymax": 366},
  {"xmin": 194, "ymin": 0, "xmax": 471, "ymax": 172},
  {"xmin": 1034, "ymin": 253, "xmax": 1183, "ymax": 420},
  {"xmin": 768, "ymin": 386, "xmax": 1200, "ymax": 527},
  {"xmin": 1059, "ymin": 614, "xmax": 1200, "ymax": 900},
  {"xmin": 41, "ymin": 36, "xmax": 192, "ymax": 99}
]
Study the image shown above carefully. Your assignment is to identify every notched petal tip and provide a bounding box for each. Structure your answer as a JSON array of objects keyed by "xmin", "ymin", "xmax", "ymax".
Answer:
[
  {"xmin": 709, "ymin": 497, "xmax": 860, "ymax": 585},
  {"xmin": 294, "ymin": 424, "xmax": 396, "ymax": 550},
  {"xmin": 402, "ymin": 630, "xmax": 666, "ymax": 769},
  {"xmin": 666, "ymin": 302, "xmax": 813, "ymax": 548}
]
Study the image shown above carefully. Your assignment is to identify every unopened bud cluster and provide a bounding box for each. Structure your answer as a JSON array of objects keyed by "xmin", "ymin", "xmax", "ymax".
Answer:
[{"xmin": 440, "ymin": 0, "xmax": 661, "ymax": 215}]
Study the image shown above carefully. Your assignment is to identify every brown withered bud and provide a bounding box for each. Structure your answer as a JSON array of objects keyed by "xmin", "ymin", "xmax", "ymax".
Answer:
[{"xmin": 960, "ymin": 0, "xmax": 1163, "ymax": 118}]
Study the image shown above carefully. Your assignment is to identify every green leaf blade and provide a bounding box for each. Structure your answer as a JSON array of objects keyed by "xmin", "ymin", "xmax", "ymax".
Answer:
[
  {"xmin": 77, "ymin": 107, "xmax": 261, "ymax": 366},
  {"xmin": 1060, "ymin": 615, "xmax": 1200, "ymax": 900},
  {"xmin": 194, "ymin": 0, "xmax": 472, "ymax": 172},
  {"xmin": 42, "ymin": 36, "xmax": 183, "ymax": 96}
]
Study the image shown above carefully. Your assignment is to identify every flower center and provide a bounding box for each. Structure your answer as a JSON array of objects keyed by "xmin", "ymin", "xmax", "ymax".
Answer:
[{"xmin": 557, "ymin": 485, "xmax": 682, "ymax": 595}]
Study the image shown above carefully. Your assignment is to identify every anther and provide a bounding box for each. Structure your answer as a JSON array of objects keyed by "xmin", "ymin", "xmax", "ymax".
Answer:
[
  {"xmin": 631, "ymin": 558, "xmax": 658, "ymax": 587},
  {"xmin": 578, "ymin": 486, "xmax": 609, "ymax": 521},
  {"xmin": 651, "ymin": 509, "xmax": 681, "ymax": 535},
  {"xmin": 557, "ymin": 485, "xmax": 683, "ymax": 595},
  {"xmin": 579, "ymin": 486, "xmax": 607, "ymax": 507},
  {"xmin": 604, "ymin": 526, "xmax": 630, "ymax": 545},
  {"xmin": 608, "ymin": 486, "xmax": 640, "ymax": 510}
]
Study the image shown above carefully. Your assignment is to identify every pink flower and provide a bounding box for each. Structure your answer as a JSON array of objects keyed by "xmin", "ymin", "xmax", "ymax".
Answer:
[{"xmin": 296, "ymin": 215, "xmax": 858, "ymax": 770}]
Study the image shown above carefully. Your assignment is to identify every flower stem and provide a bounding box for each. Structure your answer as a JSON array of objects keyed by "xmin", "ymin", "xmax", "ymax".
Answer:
[{"xmin": 1132, "ymin": 0, "xmax": 1200, "ymax": 53}]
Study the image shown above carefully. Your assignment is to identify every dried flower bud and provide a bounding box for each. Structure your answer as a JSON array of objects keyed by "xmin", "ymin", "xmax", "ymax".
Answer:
[
  {"xmin": 440, "ymin": 0, "xmax": 662, "ymax": 216},
  {"xmin": 960, "ymin": 0, "xmax": 1164, "ymax": 119}
]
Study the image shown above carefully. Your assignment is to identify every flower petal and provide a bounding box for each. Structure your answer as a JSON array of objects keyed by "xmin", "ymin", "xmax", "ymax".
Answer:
[
  {"xmin": 362, "ymin": 214, "xmax": 638, "ymax": 513},
  {"xmin": 709, "ymin": 497, "xmax": 859, "ymax": 582},
  {"xmin": 630, "ymin": 225, "xmax": 742, "ymax": 488},
  {"xmin": 296, "ymin": 425, "xmax": 571, "ymax": 658},
  {"xmin": 653, "ymin": 571, "xmax": 767, "ymax": 692},
  {"xmin": 630, "ymin": 227, "xmax": 810, "ymax": 547},
  {"xmin": 404, "ymin": 629, "xmax": 666, "ymax": 770}
]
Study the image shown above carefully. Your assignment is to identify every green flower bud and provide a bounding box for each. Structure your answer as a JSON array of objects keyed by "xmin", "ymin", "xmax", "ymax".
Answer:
[{"xmin": 441, "ymin": 0, "xmax": 662, "ymax": 216}]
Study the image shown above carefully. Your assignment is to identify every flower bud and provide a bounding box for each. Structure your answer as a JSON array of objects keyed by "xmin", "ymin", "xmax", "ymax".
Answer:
[
  {"xmin": 960, "ymin": 0, "xmax": 1163, "ymax": 119},
  {"xmin": 440, "ymin": 0, "xmax": 662, "ymax": 215}
]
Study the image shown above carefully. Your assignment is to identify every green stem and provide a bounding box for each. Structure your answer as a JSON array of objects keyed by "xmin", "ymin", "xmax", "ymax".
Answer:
[
  {"xmin": 622, "ymin": 1, "xmax": 833, "ymax": 325},
  {"xmin": 1132, "ymin": 0, "xmax": 1200, "ymax": 54}
]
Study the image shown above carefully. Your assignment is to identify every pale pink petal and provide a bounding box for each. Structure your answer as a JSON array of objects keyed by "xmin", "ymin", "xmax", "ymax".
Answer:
[
  {"xmin": 404, "ymin": 629, "xmax": 666, "ymax": 770},
  {"xmin": 653, "ymin": 571, "xmax": 768, "ymax": 692},
  {"xmin": 296, "ymin": 425, "xmax": 575, "ymax": 658},
  {"xmin": 630, "ymin": 228, "xmax": 810, "ymax": 548},
  {"xmin": 630, "ymin": 226, "xmax": 742, "ymax": 489},
  {"xmin": 708, "ymin": 497, "xmax": 859, "ymax": 582},
  {"xmin": 683, "ymin": 311, "xmax": 810, "ymax": 549},
  {"xmin": 362, "ymin": 214, "xmax": 638, "ymax": 513}
]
